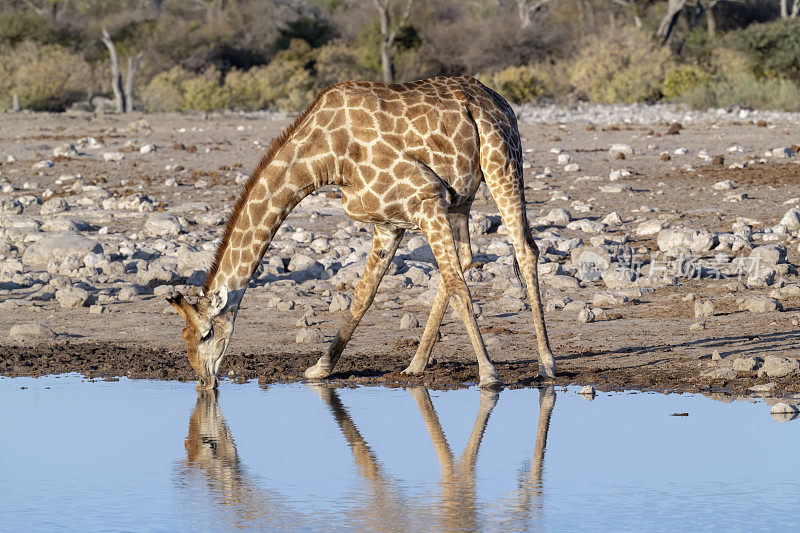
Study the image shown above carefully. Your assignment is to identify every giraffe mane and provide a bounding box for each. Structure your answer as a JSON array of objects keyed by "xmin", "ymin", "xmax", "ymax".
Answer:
[{"xmin": 203, "ymin": 89, "xmax": 331, "ymax": 293}]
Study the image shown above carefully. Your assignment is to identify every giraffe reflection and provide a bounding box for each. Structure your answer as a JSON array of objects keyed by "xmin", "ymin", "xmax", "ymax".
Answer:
[
  {"xmin": 182, "ymin": 386, "xmax": 556, "ymax": 530},
  {"xmin": 182, "ymin": 391, "xmax": 320, "ymax": 530},
  {"xmin": 315, "ymin": 385, "xmax": 557, "ymax": 531}
]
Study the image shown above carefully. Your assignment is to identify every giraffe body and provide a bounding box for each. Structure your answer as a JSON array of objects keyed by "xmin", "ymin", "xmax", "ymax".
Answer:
[{"xmin": 168, "ymin": 76, "xmax": 556, "ymax": 390}]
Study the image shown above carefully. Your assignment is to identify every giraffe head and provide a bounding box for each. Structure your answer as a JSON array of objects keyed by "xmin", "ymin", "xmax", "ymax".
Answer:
[{"xmin": 167, "ymin": 287, "xmax": 234, "ymax": 391}]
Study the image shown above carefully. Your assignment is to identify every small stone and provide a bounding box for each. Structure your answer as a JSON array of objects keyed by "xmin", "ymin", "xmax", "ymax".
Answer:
[
  {"xmin": 103, "ymin": 152, "xmax": 124, "ymax": 162},
  {"xmin": 400, "ymin": 313, "xmax": 420, "ymax": 329},
  {"xmin": 276, "ymin": 299, "xmax": 295, "ymax": 312},
  {"xmin": 9, "ymin": 322, "xmax": 56, "ymax": 342},
  {"xmin": 578, "ymin": 385, "xmax": 595, "ymax": 396},
  {"xmin": 741, "ymin": 297, "xmax": 782, "ymax": 313},
  {"xmin": 713, "ymin": 180, "xmax": 737, "ymax": 191},
  {"xmin": 702, "ymin": 367, "xmax": 737, "ymax": 380},
  {"xmin": 296, "ymin": 327, "xmax": 324, "ymax": 344},
  {"xmin": 564, "ymin": 163, "xmax": 580, "ymax": 172},
  {"xmin": 578, "ymin": 308, "xmax": 596, "ymax": 323},
  {"xmin": 55, "ymin": 287, "xmax": 92, "ymax": 308},
  {"xmin": 139, "ymin": 144, "xmax": 156, "ymax": 154},
  {"xmin": 660, "ymin": 153, "xmax": 671, "ymax": 161},
  {"xmin": 770, "ymin": 403, "xmax": 800, "ymax": 417},
  {"xmin": 732, "ymin": 356, "xmax": 760, "ymax": 372},
  {"xmin": 329, "ymin": 293, "xmax": 352, "ymax": 313},
  {"xmin": 89, "ymin": 304, "xmax": 109, "ymax": 315},
  {"xmin": 557, "ymin": 153, "xmax": 571, "ymax": 164},
  {"xmin": 749, "ymin": 383, "xmax": 776, "ymax": 393},
  {"xmin": 690, "ymin": 322, "xmax": 706, "ymax": 331},
  {"xmin": 695, "ymin": 299, "xmax": 714, "ymax": 318},
  {"xmin": 609, "ymin": 144, "xmax": 633, "ymax": 158},
  {"xmin": 712, "ymin": 350, "xmax": 722, "ymax": 361},
  {"xmin": 759, "ymin": 356, "xmax": 799, "ymax": 378},
  {"xmin": 32, "ymin": 160, "xmax": 54, "ymax": 169}
]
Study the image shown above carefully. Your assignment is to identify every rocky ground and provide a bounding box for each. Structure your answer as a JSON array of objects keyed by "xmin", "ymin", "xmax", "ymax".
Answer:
[{"xmin": 4, "ymin": 103, "xmax": 800, "ymax": 402}]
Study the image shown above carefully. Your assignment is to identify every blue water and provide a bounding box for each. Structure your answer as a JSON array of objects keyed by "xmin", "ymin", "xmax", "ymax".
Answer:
[{"xmin": 2, "ymin": 375, "xmax": 799, "ymax": 532}]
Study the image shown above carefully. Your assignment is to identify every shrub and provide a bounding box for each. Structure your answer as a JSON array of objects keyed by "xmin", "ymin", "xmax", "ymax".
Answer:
[
  {"xmin": 181, "ymin": 68, "xmax": 227, "ymax": 111},
  {"xmin": 482, "ymin": 66, "xmax": 544, "ymax": 104},
  {"xmin": 568, "ymin": 28, "xmax": 672, "ymax": 104},
  {"xmin": 0, "ymin": 41, "xmax": 91, "ymax": 111},
  {"xmin": 662, "ymin": 64, "xmax": 712, "ymax": 100},
  {"xmin": 730, "ymin": 19, "xmax": 800, "ymax": 83},
  {"xmin": 140, "ymin": 66, "xmax": 188, "ymax": 112},
  {"xmin": 675, "ymin": 74, "xmax": 800, "ymax": 112},
  {"xmin": 224, "ymin": 68, "xmax": 266, "ymax": 111},
  {"xmin": 314, "ymin": 41, "xmax": 373, "ymax": 88}
]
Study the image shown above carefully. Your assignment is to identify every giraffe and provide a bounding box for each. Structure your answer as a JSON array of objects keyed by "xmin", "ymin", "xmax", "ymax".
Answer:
[{"xmin": 168, "ymin": 76, "xmax": 556, "ymax": 391}]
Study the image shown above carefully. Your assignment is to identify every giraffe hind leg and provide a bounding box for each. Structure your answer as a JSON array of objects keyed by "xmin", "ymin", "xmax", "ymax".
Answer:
[
  {"xmin": 402, "ymin": 210, "xmax": 474, "ymax": 376},
  {"xmin": 304, "ymin": 225, "xmax": 405, "ymax": 380},
  {"xmin": 414, "ymin": 199, "xmax": 500, "ymax": 389}
]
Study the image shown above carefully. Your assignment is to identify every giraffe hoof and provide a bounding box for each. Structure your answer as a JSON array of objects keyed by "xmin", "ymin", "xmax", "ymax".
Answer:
[
  {"xmin": 304, "ymin": 365, "xmax": 331, "ymax": 380},
  {"xmin": 400, "ymin": 365, "xmax": 425, "ymax": 376},
  {"xmin": 479, "ymin": 376, "xmax": 503, "ymax": 390},
  {"xmin": 537, "ymin": 361, "xmax": 556, "ymax": 379}
]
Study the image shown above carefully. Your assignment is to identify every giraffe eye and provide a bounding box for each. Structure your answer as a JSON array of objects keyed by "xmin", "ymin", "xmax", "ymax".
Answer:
[{"xmin": 200, "ymin": 329, "xmax": 213, "ymax": 342}]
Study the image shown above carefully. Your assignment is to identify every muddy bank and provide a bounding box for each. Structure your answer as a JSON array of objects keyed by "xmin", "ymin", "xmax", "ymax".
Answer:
[{"xmin": 3, "ymin": 340, "xmax": 800, "ymax": 398}]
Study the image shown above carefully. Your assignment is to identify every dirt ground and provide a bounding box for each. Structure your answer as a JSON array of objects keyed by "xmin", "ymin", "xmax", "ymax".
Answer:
[{"xmin": 3, "ymin": 106, "xmax": 800, "ymax": 398}]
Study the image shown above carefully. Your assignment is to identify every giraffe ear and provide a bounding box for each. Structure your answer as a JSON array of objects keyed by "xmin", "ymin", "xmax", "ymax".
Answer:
[
  {"xmin": 167, "ymin": 292, "xmax": 199, "ymax": 322},
  {"xmin": 209, "ymin": 286, "xmax": 228, "ymax": 316}
]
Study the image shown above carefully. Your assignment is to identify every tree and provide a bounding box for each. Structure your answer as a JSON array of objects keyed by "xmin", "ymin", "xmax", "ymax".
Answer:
[
  {"xmin": 101, "ymin": 27, "xmax": 143, "ymax": 113},
  {"xmin": 781, "ymin": 0, "xmax": 800, "ymax": 18},
  {"xmin": 371, "ymin": 0, "xmax": 413, "ymax": 83}
]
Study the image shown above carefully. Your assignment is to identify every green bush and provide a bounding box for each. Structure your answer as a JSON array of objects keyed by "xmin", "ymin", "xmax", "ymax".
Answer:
[
  {"xmin": 140, "ymin": 66, "xmax": 188, "ymax": 112},
  {"xmin": 662, "ymin": 64, "xmax": 712, "ymax": 100},
  {"xmin": 482, "ymin": 66, "xmax": 544, "ymax": 104},
  {"xmin": 224, "ymin": 68, "xmax": 266, "ymax": 111},
  {"xmin": 181, "ymin": 68, "xmax": 227, "ymax": 111},
  {"xmin": 0, "ymin": 41, "xmax": 91, "ymax": 111},
  {"xmin": 731, "ymin": 19, "xmax": 800, "ymax": 82},
  {"xmin": 568, "ymin": 28, "xmax": 672, "ymax": 104},
  {"xmin": 675, "ymin": 74, "xmax": 800, "ymax": 112}
]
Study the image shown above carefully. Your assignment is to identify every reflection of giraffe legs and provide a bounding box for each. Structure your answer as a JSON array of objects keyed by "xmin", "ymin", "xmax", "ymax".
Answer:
[
  {"xmin": 402, "ymin": 210, "xmax": 474, "ymax": 376},
  {"xmin": 507, "ymin": 385, "xmax": 556, "ymax": 525},
  {"xmin": 305, "ymin": 225, "xmax": 405, "ymax": 379},
  {"xmin": 411, "ymin": 388, "xmax": 499, "ymax": 531},
  {"xmin": 311, "ymin": 384, "xmax": 408, "ymax": 531}
]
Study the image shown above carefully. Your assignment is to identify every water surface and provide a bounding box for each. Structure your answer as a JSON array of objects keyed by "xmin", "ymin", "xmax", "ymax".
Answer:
[{"xmin": 2, "ymin": 375, "xmax": 799, "ymax": 531}]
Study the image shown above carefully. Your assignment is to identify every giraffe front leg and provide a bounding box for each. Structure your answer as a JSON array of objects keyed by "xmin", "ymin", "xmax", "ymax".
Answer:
[
  {"xmin": 304, "ymin": 225, "xmax": 405, "ymax": 380},
  {"xmin": 402, "ymin": 211, "xmax": 473, "ymax": 376}
]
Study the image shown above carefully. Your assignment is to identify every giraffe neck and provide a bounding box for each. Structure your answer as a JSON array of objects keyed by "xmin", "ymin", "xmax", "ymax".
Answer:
[{"xmin": 204, "ymin": 150, "xmax": 327, "ymax": 308}]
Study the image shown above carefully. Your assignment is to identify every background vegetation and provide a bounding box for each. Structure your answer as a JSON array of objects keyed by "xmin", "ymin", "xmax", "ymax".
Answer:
[{"xmin": 2, "ymin": 0, "xmax": 800, "ymax": 113}]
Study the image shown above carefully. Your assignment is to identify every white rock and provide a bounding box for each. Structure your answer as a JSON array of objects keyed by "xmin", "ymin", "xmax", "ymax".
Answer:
[
  {"xmin": 609, "ymin": 144, "xmax": 633, "ymax": 157},
  {"xmin": 779, "ymin": 208, "xmax": 800, "ymax": 231},
  {"xmin": 40, "ymin": 197, "xmax": 69, "ymax": 215},
  {"xmin": 400, "ymin": 313, "xmax": 420, "ymax": 329},
  {"xmin": 55, "ymin": 287, "xmax": 92, "ymax": 308},
  {"xmin": 296, "ymin": 327, "xmax": 324, "ymax": 344},
  {"xmin": 102, "ymin": 152, "xmax": 124, "ymax": 162},
  {"xmin": 602, "ymin": 211, "xmax": 623, "ymax": 225},
  {"xmin": 674, "ymin": 148, "xmax": 689, "ymax": 155},
  {"xmin": 713, "ymin": 180, "xmax": 737, "ymax": 191},
  {"xmin": 636, "ymin": 220, "xmax": 665, "ymax": 236},
  {"xmin": 564, "ymin": 163, "xmax": 580, "ymax": 172},
  {"xmin": 32, "ymin": 160, "xmax": 54, "ymax": 169},
  {"xmin": 329, "ymin": 293, "xmax": 352, "ymax": 312},
  {"xmin": 22, "ymin": 234, "xmax": 102, "ymax": 266},
  {"xmin": 656, "ymin": 228, "xmax": 716, "ymax": 254},
  {"xmin": 287, "ymin": 253, "xmax": 323, "ymax": 273},
  {"xmin": 144, "ymin": 213, "xmax": 182, "ymax": 237},
  {"xmin": 9, "ymin": 322, "xmax": 56, "ymax": 342},
  {"xmin": 578, "ymin": 308, "xmax": 596, "ymax": 323},
  {"xmin": 557, "ymin": 153, "xmax": 571, "ymax": 164},
  {"xmin": 139, "ymin": 144, "xmax": 156, "ymax": 154}
]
